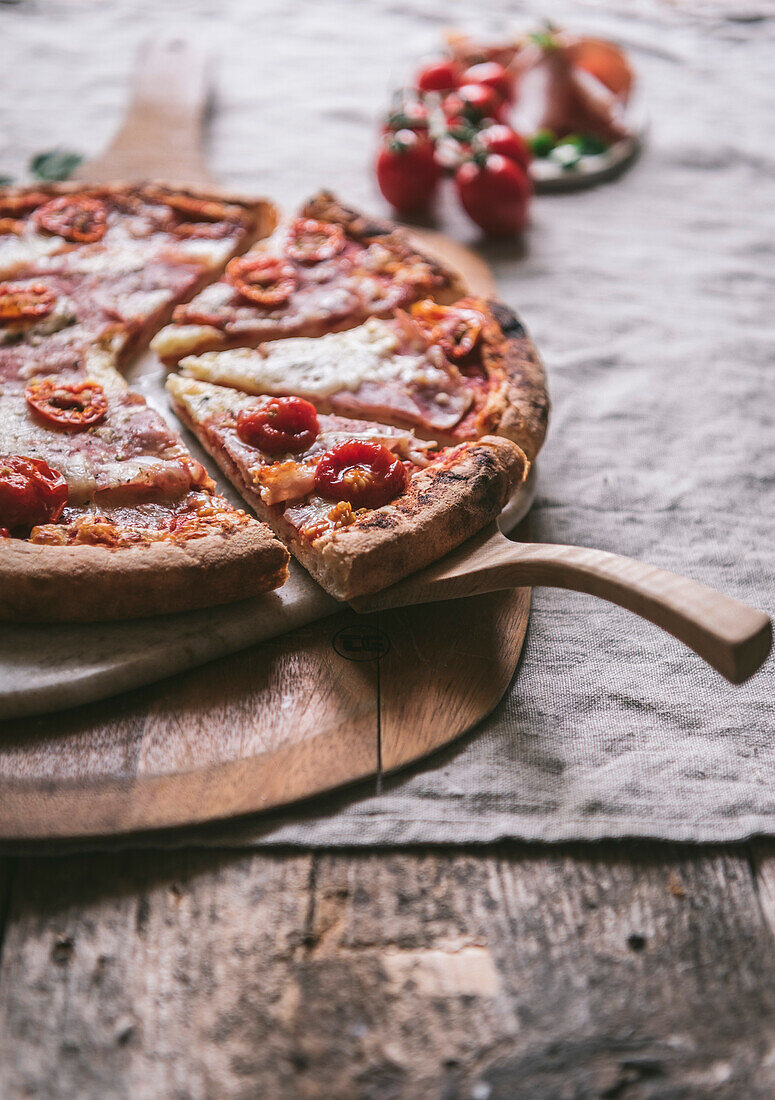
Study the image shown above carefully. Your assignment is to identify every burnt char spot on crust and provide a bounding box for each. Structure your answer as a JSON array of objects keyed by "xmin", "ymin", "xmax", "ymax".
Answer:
[
  {"xmin": 488, "ymin": 299, "xmax": 527, "ymax": 339},
  {"xmin": 358, "ymin": 511, "xmax": 397, "ymax": 531}
]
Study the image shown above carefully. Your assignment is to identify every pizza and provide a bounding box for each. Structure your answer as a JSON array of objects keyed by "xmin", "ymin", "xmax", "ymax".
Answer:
[
  {"xmin": 0, "ymin": 182, "xmax": 547, "ymax": 620},
  {"xmin": 151, "ymin": 191, "xmax": 467, "ymax": 364},
  {"xmin": 0, "ymin": 183, "xmax": 289, "ymax": 622},
  {"xmin": 167, "ymin": 375, "xmax": 527, "ymax": 601},
  {"xmin": 174, "ymin": 295, "xmax": 548, "ymax": 461}
]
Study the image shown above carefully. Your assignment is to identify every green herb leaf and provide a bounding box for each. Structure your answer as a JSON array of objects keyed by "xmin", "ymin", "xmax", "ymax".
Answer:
[
  {"xmin": 29, "ymin": 149, "xmax": 84, "ymax": 182},
  {"xmin": 0, "ymin": 175, "xmax": 14, "ymax": 188},
  {"xmin": 528, "ymin": 129, "xmax": 556, "ymax": 158}
]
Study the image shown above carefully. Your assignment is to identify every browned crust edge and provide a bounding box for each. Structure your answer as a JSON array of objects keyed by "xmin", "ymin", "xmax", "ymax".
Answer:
[
  {"xmin": 486, "ymin": 299, "xmax": 550, "ymax": 462},
  {"xmin": 172, "ymin": 394, "xmax": 527, "ymax": 603},
  {"xmin": 0, "ymin": 524, "xmax": 289, "ymax": 623}
]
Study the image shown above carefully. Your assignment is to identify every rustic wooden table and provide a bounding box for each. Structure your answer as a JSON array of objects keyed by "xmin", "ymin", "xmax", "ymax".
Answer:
[{"xmin": 1, "ymin": 840, "xmax": 775, "ymax": 1096}]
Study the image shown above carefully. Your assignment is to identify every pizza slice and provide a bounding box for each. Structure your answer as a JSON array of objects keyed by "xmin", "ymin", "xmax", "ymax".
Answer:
[
  {"xmin": 0, "ymin": 359, "xmax": 288, "ymax": 622},
  {"xmin": 167, "ymin": 375, "xmax": 527, "ymax": 601},
  {"xmin": 176, "ymin": 296, "xmax": 549, "ymax": 462},
  {"xmin": 0, "ymin": 183, "xmax": 277, "ymax": 369},
  {"xmin": 151, "ymin": 192, "xmax": 467, "ymax": 365}
]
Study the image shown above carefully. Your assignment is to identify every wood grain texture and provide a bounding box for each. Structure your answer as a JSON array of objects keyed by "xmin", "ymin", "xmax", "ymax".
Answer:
[
  {"xmin": 2, "ymin": 846, "xmax": 775, "ymax": 1098},
  {"xmin": 74, "ymin": 39, "xmax": 214, "ymax": 185},
  {"xmin": 0, "ymin": 593, "xmax": 528, "ymax": 840}
]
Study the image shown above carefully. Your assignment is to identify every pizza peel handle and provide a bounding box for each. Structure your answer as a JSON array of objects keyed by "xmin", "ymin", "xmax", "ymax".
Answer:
[
  {"xmin": 73, "ymin": 38, "xmax": 213, "ymax": 185},
  {"xmin": 351, "ymin": 525, "xmax": 772, "ymax": 685}
]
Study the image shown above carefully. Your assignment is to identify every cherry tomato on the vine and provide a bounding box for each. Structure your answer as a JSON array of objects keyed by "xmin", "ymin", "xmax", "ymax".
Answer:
[
  {"xmin": 449, "ymin": 83, "xmax": 506, "ymax": 123},
  {"xmin": 376, "ymin": 129, "xmax": 439, "ymax": 216},
  {"xmin": 475, "ymin": 124, "xmax": 533, "ymax": 173},
  {"xmin": 415, "ymin": 58, "xmax": 460, "ymax": 93},
  {"xmin": 455, "ymin": 154, "xmax": 532, "ymax": 236},
  {"xmin": 460, "ymin": 62, "xmax": 515, "ymax": 104}
]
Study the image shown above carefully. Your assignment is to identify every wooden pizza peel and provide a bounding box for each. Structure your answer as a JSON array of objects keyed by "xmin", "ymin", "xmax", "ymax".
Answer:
[{"xmin": 0, "ymin": 40, "xmax": 533, "ymax": 840}]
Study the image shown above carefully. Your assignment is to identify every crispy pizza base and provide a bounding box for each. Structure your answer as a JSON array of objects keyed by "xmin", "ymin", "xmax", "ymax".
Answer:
[
  {"xmin": 171, "ymin": 383, "xmax": 526, "ymax": 601},
  {"xmin": 0, "ymin": 524, "xmax": 289, "ymax": 623}
]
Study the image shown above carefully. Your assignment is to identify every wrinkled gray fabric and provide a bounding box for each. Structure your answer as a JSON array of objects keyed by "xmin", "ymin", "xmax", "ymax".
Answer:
[{"xmin": 3, "ymin": 0, "xmax": 774, "ymax": 847}]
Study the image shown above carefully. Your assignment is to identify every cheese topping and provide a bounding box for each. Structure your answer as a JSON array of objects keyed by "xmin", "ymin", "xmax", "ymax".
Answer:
[{"xmin": 181, "ymin": 318, "xmax": 448, "ymax": 398}]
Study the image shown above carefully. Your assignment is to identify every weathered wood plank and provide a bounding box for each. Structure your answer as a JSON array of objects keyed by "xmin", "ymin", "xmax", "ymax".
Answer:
[{"xmin": 1, "ymin": 847, "xmax": 775, "ymax": 1099}]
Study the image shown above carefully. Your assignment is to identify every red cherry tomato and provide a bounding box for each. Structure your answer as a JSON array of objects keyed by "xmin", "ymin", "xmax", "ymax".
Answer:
[
  {"xmin": 475, "ymin": 124, "xmax": 533, "ymax": 172},
  {"xmin": 455, "ymin": 154, "xmax": 532, "ymax": 236},
  {"xmin": 236, "ymin": 397, "xmax": 319, "ymax": 454},
  {"xmin": 314, "ymin": 439, "xmax": 407, "ymax": 509},
  {"xmin": 286, "ymin": 218, "xmax": 346, "ymax": 263},
  {"xmin": 376, "ymin": 129, "xmax": 439, "ymax": 216},
  {"xmin": 461, "ymin": 62, "xmax": 515, "ymax": 103},
  {"xmin": 25, "ymin": 378, "xmax": 108, "ymax": 430},
  {"xmin": 0, "ymin": 455, "xmax": 68, "ymax": 531},
  {"xmin": 416, "ymin": 58, "xmax": 460, "ymax": 93},
  {"xmin": 0, "ymin": 281, "xmax": 55, "ymax": 325},
  {"xmin": 452, "ymin": 83, "xmax": 506, "ymax": 122},
  {"xmin": 34, "ymin": 194, "xmax": 108, "ymax": 243},
  {"xmin": 226, "ymin": 255, "xmax": 298, "ymax": 306},
  {"xmin": 382, "ymin": 98, "xmax": 430, "ymax": 136}
]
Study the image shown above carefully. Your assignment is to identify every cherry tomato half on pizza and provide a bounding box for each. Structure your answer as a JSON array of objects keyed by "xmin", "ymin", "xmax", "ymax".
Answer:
[
  {"xmin": 237, "ymin": 397, "xmax": 319, "ymax": 454},
  {"xmin": 226, "ymin": 255, "xmax": 299, "ymax": 306},
  {"xmin": 411, "ymin": 300, "xmax": 484, "ymax": 360},
  {"xmin": 0, "ymin": 455, "xmax": 68, "ymax": 531},
  {"xmin": 25, "ymin": 379, "xmax": 108, "ymax": 430},
  {"xmin": 314, "ymin": 439, "xmax": 407, "ymax": 509},
  {"xmin": 286, "ymin": 218, "xmax": 346, "ymax": 263},
  {"xmin": 33, "ymin": 194, "xmax": 108, "ymax": 244},
  {"xmin": 0, "ymin": 281, "xmax": 55, "ymax": 325}
]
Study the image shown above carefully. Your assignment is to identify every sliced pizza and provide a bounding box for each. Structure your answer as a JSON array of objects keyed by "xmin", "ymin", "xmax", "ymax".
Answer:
[
  {"xmin": 175, "ymin": 296, "xmax": 548, "ymax": 462},
  {"xmin": 0, "ymin": 182, "xmax": 277, "ymax": 368},
  {"xmin": 167, "ymin": 375, "xmax": 527, "ymax": 601},
  {"xmin": 151, "ymin": 191, "xmax": 467, "ymax": 365},
  {"xmin": 0, "ymin": 361, "xmax": 288, "ymax": 622}
]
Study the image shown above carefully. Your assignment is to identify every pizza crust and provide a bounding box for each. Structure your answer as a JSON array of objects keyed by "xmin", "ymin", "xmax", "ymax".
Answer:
[
  {"xmin": 485, "ymin": 300, "xmax": 550, "ymax": 462},
  {"xmin": 0, "ymin": 524, "xmax": 289, "ymax": 623}
]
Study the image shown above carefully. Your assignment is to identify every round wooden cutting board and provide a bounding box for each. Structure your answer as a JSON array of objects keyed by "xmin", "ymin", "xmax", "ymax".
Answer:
[{"xmin": 0, "ymin": 41, "xmax": 531, "ymax": 842}]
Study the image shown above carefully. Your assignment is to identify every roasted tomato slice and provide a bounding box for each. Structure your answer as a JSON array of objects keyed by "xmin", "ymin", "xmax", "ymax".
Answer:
[
  {"xmin": 314, "ymin": 439, "xmax": 407, "ymax": 509},
  {"xmin": 34, "ymin": 194, "xmax": 108, "ymax": 243},
  {"xmin": 25, "ymin": 378, "xmax": 108, "ymax": 430},
  {"xmin": 411, "ymin": 300, "xmax": 483, "ymax": 359},
  {"xmin": 286, "ymin": 218, "xmax": 346, "ymax": 263},
  {"xmin": 0, "ymin": 281, "xmax": 55, "ymax": 325},
  {"xmin": 237, "ymin": 397, "xmax": 319, "ymax": 454},
  {"xmin": 172, "ymin": 220, "xmax": 236, "ymax": 240},
  {"xmin": 226, "ymin": 255, "xmax": 298, "ymax": 306},
  {"xmin": 0, "ymin": 455, "xmax": 68, "ymax": 530}
]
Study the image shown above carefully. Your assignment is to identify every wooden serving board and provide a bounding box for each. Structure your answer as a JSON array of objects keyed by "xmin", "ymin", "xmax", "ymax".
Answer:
[{"xmin": 0, "ymin": 41, "xmax": 531, "ymax": 841}]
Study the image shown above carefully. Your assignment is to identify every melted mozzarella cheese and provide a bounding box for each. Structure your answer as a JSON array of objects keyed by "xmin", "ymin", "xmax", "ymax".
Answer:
[
  {"xmin": 181, "ymin": 318, "xmax": 447, "ymax": 398},
  {"xmin": 0, "ymin": 232, "xmax": 66, "ymax": 277}
]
